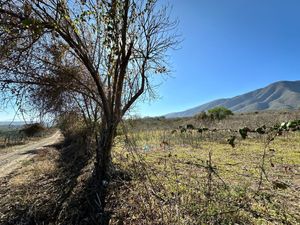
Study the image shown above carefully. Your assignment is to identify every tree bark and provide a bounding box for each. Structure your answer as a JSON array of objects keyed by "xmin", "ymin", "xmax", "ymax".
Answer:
[{"xmin": 95, "ymin": 123, "xmax": 116, "ymax": 182}]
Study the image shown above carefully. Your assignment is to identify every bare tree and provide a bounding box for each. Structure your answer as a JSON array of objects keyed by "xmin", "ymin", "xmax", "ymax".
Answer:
[{"xmin": 0, "ymin": 0, "xmax": 179, "ymax": 180}]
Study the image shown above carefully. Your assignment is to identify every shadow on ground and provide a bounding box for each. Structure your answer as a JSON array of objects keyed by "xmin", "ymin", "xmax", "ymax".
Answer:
[{"xmin": 0, "ymin": 135, "xmax": 112, "ymax": 225}]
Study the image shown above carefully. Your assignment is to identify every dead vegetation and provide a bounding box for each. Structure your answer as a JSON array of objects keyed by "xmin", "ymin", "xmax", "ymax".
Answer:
[
  {"xmin": 103, "ymin": 130, "xmax": 300, "ymax": 224},
  {"xmin": 104, "ymin": 111, "xmax": 300, "ymax": 224},
  {"xmin": 0, "ymin": 134, "xmax": 100, "ymax": 225},
  {"xmin": 0, "ymin": 124, "xmax": 53, "ymax": 150},
  {"xmin": 0, "ymin": 111, "xmax": 299, "ymax": 224}
]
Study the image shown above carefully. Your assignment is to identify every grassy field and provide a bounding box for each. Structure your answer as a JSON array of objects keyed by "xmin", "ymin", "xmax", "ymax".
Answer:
[
  {"xmin": 0, "ymin": 124, "xmax": 55, "ymax": 150},
  {"xmin": 0, "ymin": 111, "xmax": 299, "ymax": 224},
  {"xmin": 107, "ymin": 112, "xmax": 300, "ymax": 224},
  {"xmin": 0, "ymin": 126, "xmax": 25, "ymax": 148}
]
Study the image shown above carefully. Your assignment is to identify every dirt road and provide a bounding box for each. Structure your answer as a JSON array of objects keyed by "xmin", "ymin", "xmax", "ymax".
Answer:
[{"xmin": 0, "ymin": 130, "xmax": 63, "ymax": 179}]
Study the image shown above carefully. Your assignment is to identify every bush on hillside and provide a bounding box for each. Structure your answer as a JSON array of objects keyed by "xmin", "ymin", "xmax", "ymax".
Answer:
[
  {"xmin": 195, "ymin": 111, "xmax": 209, "ymax": 121},
  {"xmin": 20, "ymin": 123, "xmax": 46, "ymax": 137},
  {"xmin": 208, "ymin": 106, "xmax": 234, "ymax": 120},
  {"xmin": 55, "ymin": 111, "xmax": 90, "ymax": 135}
]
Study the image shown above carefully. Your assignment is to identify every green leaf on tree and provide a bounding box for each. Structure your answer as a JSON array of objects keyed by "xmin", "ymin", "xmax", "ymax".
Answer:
[{"xmin": 22, "ymin": 19, "xmax": 32, "ymax": 27}]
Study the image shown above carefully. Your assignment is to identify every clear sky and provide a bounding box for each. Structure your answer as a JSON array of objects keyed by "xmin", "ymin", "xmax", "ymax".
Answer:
[
  {"xmin": 0, "ymin": 110, "xmax": 13, "ymax": 121},
  {"xmin": 1, "ymin": 0, "xmax": 300, "ymax": 121},
  {"xmin": 137, "ymin": 0, "xmax": 300, "ymax": 117}
]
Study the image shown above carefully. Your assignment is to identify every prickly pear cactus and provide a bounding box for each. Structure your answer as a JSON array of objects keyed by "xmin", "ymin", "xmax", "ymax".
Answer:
[
  {"xmin": 227, "ymin": 135, "xmax": 236, "ymax": 148},
  {"xmin": 239, "ymin": 128, "xmax": 248, "ymax": 139},
  {"xmin": 255, "ymin": 127, "xmax": 266, "ymax": 134}
]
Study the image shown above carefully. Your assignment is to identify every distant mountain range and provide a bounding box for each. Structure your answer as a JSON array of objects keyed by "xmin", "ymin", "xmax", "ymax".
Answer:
[
  {"xmin": 0, "ymin": 121, "xmax": 25, "ymax": 127},
  {"xmin": 165, "ymin": 80, "xmax": 300, "ymax": 118}
]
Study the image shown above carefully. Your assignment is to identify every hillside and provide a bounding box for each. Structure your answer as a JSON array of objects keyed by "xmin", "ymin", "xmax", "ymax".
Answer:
[
  {"xmin": 0, "ymin": 121, "xmax": 25, "ymax": 127},
  {"xmin": 165, "ymin": 80, "xmax": 300, "ymax": 118}
]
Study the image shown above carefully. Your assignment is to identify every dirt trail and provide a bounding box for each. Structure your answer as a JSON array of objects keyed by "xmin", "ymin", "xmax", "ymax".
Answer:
[{"xmin": 0, "ymin": 130, "xmax": 63, "ymax": 179}]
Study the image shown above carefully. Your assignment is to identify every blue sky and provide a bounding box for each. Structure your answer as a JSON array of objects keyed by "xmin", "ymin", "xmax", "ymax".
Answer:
[
  {"xmin": 1, "ymin": 0, "xmax": 300, "ymax": 121},
  {"xmin": 137, "ymin": 0, "xmax": 300, "ymax": 117},
  {"xmin": 0, "ymin": 111, "xmax": 13, "ymax": 121}
]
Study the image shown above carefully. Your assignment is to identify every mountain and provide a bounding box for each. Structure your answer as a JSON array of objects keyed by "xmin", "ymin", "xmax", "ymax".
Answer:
[
  {"xmin": 165, "ymin": 80, "xmax": 300, "ymax": 118},
  {"xmin": 0, "ymin": 121, "xmax": 25, "ymax": 127}
]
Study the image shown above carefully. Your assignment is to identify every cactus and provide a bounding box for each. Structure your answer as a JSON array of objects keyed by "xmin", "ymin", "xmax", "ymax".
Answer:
[
  {"xmin": 227, "ymin": 135, "xmax": 236, "ymax": 148},
  {"xmin": 272, "ymin": 124, "xmax": 280, "ymax": 131},
  {"xmin": 180, "ymin": 128, "xmax": 186, "ymax": 133},
  {"xmin": 186, "ymin": 124, "xmax": 195, "ymax": 130},
  {"xmin": 280, "ymin": 122, "xmax": 287, "ymax": 130},
  {"xmin": 287, "ymin": 121, "xmax": 297, "ymax": 129},
  {"xmin": 239, "ymin": 128, "xmax": 248, "ymax": 139},
  {"xmin": 255, "ymin": 127, "xmax": 265, "ymax": 134}
]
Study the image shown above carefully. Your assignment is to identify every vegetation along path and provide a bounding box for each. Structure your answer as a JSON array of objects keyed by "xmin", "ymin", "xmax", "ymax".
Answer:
[{"xmin": 0, "ymin": 131, "xmax": 63, "ymax": 179}]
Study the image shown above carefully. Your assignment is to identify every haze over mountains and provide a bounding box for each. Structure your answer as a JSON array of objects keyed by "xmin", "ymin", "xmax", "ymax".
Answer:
[
  {"xmin": 165, "ymin": 80, "xmax": 300, "ymax": 118},
  {"xmin": 0, "ymin": 121, "xmax": 25, "ymax": 127}
]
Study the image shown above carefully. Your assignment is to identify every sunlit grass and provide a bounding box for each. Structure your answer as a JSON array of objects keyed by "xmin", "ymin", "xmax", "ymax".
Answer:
[{"xmin": 111, "ymin": 129, "xmax": 300, "ymax": 224}]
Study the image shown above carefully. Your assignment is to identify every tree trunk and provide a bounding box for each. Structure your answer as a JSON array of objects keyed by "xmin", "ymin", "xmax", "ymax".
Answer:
[{"xmin": 95, "ymin": 123, "xmax": 116, "ymax": 182}]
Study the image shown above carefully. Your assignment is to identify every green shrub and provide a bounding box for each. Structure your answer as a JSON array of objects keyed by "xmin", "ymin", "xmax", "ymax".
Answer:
[{"xmin": 208, "ymin": 106, "xmax": 233, "ymax": 120}]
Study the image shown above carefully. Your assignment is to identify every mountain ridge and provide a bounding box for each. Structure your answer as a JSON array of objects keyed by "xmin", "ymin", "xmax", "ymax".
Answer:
[
  {"xmin": 165, "ymin": 80, "xmax": 300, "ymax": 118},
  {"xmin": 0, "ymin": 121, "xmax": 25, "ymax": 126}
]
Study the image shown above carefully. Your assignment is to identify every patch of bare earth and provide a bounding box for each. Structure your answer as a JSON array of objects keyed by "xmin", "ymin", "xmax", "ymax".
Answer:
[
  {"xmin": 0, "ymin": 131, "xmax": 62, "ymax": 179},
  {"xmin": 0, "ymin": 138, "xmax": 101, "ymax": 225},
  {"xmin": 0, "ymin": 147, "xmax": 61, "ymax": 224}
]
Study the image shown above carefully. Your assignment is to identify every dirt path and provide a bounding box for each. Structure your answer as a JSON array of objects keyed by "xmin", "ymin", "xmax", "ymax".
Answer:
[{"xmin": 0, "ymin": 130, "xmax": 63, "ymax": 179}]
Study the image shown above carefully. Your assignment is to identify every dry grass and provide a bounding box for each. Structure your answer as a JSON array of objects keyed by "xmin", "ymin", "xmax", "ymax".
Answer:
[
  {"xmin": 8, "ymin": 148, "xmax": 58, "ymax": 187},
  {"xmin": 0, "ymin": 147, "xmax": 62, "ymax": 224},
  {"xmin": 107, "ymin": 123, "xmax": 300, "ymax": 224},
  {"xmin": 1, "ymin": 111, "xmax": 299, "ymax": 224},
  {"xmin": 0, "ymin": 136, "xmax": 98, "ymax": 225},
  {"xmin": 126, "ymin": 110, "xmax": 300, "ymax": 132},
  {"xmin": 0, "ymin": 128, "xmax": 57, "ymax": 152}
]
